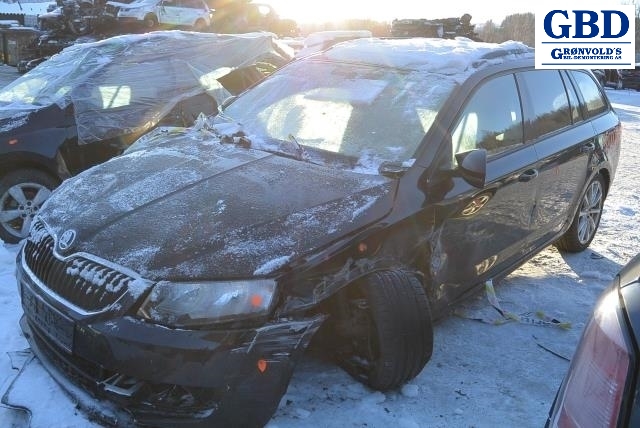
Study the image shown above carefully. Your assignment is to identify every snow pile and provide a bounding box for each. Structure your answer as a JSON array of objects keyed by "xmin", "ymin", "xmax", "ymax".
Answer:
[
  {"xmin": 325, "ymin": 38, "xmax": 532, "ymax": 74},
  {"xmin": 0, "ymin": 238, "xmax": 13, "ymax": 269}
]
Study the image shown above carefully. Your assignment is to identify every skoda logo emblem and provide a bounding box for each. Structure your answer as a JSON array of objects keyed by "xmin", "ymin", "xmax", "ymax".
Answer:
[{"xmin": 58, "ymin": 230, "xmax": 77, "ymax": 251}]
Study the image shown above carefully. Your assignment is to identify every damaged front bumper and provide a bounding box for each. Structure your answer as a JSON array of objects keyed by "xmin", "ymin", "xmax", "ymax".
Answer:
[{"xmin": 19, "ymin": 281, "xmax": 325, "ymax": 427}]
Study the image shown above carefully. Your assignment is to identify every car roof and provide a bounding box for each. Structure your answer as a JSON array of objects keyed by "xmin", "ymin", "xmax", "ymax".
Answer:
[{"xmin": 319, "ymin": 37, "xmax": 534, "ymax": 77}]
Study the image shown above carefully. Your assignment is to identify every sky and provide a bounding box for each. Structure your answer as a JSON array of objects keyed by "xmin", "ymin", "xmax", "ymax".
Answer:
[
  {"xmin": 0, "ymin": 78, "xmax": 639, "ymax": 426},
  {"xmin": 260, "ymin": 0, "xmax": 628, "ymax": 25},
  {"xmin": 0, "ymin": 0, "xmax": 630, "ymax": 27}
]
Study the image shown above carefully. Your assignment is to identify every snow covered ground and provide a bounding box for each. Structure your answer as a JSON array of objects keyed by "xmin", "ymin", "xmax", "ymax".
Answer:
[{"xmin": 0, "ymin": 87, "xmax": 638, "ymax": 427}]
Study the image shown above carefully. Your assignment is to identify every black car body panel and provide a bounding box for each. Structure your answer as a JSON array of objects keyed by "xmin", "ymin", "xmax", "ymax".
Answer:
[
  {"xmin": 17, "ymin": 38, "xmax": 622, "ymax": 426},
  {"xmin": 41, "ymin": 134, "xmax": 393, "ymax": 280},
  {"xmin": 0, "ymin": 103, "xmax": 129, "ymax": 179}
]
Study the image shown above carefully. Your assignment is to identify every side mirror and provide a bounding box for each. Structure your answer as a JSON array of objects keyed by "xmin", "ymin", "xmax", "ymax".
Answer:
[{"xmin": 455, "ymin": 149, "xmax": 487, "ymax": 188}]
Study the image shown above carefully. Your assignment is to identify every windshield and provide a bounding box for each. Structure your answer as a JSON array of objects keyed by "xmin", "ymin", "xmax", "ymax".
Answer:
[
  {"xmin": 0, "ymin": 47, "xmax": 99, "ymax": 108},
  {"xmin": 222, "ymin": 60, "xmax": 457, "ymax": 170}
]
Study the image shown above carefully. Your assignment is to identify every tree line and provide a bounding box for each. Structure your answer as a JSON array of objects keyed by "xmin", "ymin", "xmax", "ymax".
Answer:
[{"xmin": 298, "ymin": 11, "xmax": 639, "ymax": 55}]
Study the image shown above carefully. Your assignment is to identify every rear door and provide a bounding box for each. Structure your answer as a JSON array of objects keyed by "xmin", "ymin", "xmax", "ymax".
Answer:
[
  {"xmin": 524, "ymin": 70, "xmax": 617, "ymax": 248},
  {"xmin": 180, "ymin": 0, "xmax": 208, "ymax": 26},
  {"xmin": 517, "ymin": 69, "xmax": 595, "ymax": 247}
]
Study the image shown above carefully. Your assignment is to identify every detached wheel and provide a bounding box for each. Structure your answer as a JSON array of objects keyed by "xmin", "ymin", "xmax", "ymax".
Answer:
[
  {"xmin": 331, "ymin": 270, "xmax": 433, "ymax": 391},
  {"xmin": 0, "ymin": 169, "xmax": 58, "ymax": 243},
  {"xmin": 555, "ymin": 174, "xmax": 605, "ymax": 253}
]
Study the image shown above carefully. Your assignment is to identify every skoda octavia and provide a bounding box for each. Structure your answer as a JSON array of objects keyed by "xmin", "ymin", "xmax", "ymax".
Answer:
[{"xmin": 16, "ymin": 38, "xmax": 621, "ymax": 426}]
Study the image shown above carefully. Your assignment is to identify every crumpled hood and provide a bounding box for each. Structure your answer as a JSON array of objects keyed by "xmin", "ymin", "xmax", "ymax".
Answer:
[{"xmin": 39, "ymin": 130, "xmax": 393, "ymax": 280}]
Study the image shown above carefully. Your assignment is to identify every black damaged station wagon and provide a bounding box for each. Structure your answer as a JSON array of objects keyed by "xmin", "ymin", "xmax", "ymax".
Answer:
[{"xmin": 16, "ymin": 38, "xmax": 621, "ymax": 427}]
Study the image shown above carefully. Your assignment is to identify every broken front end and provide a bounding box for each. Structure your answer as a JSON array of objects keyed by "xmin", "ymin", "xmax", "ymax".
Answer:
[{"xmin": 17, "ymin": 223, "xmax": 324, "ymax": 427}]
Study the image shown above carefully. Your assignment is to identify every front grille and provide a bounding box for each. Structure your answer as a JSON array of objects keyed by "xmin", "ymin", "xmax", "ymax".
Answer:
[{"xmin": 23, "ymin": 221, "xmax": 133, "ymax": 312}]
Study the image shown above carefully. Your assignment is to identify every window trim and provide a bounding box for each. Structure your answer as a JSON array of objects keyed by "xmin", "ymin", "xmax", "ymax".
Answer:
[
  {"xmin": 566, "ymin": 70, "xmax": 611, "ymax": 120},
  {"xmin": 516, "ymin": 69, "xmax": 574, "ymax": 144}
]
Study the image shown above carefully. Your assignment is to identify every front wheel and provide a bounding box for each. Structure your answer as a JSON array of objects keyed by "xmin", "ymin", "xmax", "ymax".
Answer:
[
  {"xmin": 0, "ymin": 169, "xmax": 59, "ymax": 243},
  {"xmin": 193, "ymin": 18, "xmax": 207, "ymax": 31},
  {"xmin": 555, "ymin": 174, "xmax": 605, "ymax": 252},
  {"xmin": 329, "ymin": 270, "xmax": 433, "ymax": 391}
]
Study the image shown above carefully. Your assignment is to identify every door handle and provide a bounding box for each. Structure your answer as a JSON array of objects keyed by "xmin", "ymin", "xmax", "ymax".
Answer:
[
  {"xmin": 581, "ymin": 142, "xmax": 596, "ymax": 153},
  {"xmin": 518, "ymin": 169, "xmax": 538, "ymax": 182}
]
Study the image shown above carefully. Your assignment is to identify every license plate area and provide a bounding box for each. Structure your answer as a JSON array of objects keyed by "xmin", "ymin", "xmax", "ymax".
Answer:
[{"xmin": 21, "ymin": 284, "xmax": 75, "ymax": 353}]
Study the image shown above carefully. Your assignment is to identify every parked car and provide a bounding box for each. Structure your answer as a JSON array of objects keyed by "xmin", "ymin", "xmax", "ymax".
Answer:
[
  {"xmin": 546, "ymin": 253, "xmax": 640, "ymax": 428},
  {"xmin": 597, "ymin": 65, "xmax": 640, "ymax": 90},
  {"xmin": 0, "ymin": 30, "xmax": 292, "ymax": 243},
  {"xmin": 16, "ymin": 38, "xmax": 621, "ymax": 426},
  {"xmin": 105, "ymin": 0, "xmax": 212, "ymax": 30}
]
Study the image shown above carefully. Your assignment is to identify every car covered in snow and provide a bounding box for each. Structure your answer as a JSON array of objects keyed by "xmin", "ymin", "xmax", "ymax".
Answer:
[
  {"xmin": 0, "ymin": 30, "xmax": 292, "ymax": 243},
  {"xmin": 546, "ymin": 253, "xmax": 640, "ymax": 428},
  {"xmin": 16, "ymin": 38, "xmax": 621, "ymax": 426}
]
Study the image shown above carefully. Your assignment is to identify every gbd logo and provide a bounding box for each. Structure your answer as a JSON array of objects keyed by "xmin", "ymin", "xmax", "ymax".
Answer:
[
  {"xmin": 543, "ymin": 10, "xmax": 629, "ymax": 39},
  {"xmin": 535, "ymin": 4, "xmax": 635, "ymax": 69}
]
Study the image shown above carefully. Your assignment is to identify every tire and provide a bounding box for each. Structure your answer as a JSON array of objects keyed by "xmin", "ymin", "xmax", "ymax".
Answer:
[
  {"xmin": 0, "ymin": 169, "xmax": 59, "ymax": 244},
  {"xmin": 143, "ymin": 14, "xmax": 158, "ymax": 29},
  {"xmin": 330, "ymin": 270, "xmax": 433, "ymax": 391},
  {"xmin": 193, "ymin": 18, "xmax": 206, "ymax": 31},
  {"xmin": 555, "ymin": 174, "xmax": 605, "ymax": 253}
]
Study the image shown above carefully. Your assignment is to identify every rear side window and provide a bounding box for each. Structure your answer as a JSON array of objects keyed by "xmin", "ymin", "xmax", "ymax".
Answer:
[
  {"xmin": 517, "ymin": 70, "xmax": 572, "ymax": 141},
  {"xmin": 570, "ymin": 71, "xmax": 608, "ymax": 118},
  {"xmin": 451, "ymin": 74, "xmax": 523, "ymax": 157}
]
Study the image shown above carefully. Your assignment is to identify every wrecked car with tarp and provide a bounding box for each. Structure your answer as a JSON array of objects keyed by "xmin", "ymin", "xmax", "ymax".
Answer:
[
  {"xmin": 0, "ymin": 30, "xmax": 293, "ymax": 243},
  {"xmin": 16, "ymin": 38, "xmax": 620, "ymax": 426}
]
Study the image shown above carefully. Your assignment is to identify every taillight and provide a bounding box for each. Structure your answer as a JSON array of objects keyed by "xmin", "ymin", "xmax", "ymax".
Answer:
[{"xmin": 550, "ymin": 288, "xmax": 631, "ymax": 428}]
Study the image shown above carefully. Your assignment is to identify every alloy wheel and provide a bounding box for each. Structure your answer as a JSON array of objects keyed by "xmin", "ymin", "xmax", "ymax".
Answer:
[
  {"xmin": 577, "ymin": 179, "xmax": 603, "ymax": 245},
  {"xmin": 0, "ymin": 182, "xmax": 51, "ymax": 240}
]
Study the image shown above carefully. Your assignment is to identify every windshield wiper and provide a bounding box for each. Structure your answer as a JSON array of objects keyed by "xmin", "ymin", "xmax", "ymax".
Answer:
[{"xmin": 287, "ymin": 134, "xmax": 310, "ymax": 161}]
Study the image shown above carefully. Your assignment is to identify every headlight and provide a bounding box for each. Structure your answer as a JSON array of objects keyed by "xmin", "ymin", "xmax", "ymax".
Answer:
[{"xmin": 137, "ymin": 279, "xmax": 277, "ymax": 327}]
